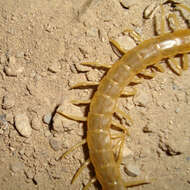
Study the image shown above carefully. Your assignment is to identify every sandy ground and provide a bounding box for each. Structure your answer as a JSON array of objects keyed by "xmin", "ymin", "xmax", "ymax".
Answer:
[{"xmin": 0, "ymin": 0, "xmax": 190, "ymax": 190}]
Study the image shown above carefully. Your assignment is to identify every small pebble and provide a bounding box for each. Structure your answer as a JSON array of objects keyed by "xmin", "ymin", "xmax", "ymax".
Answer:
[
  {"xmin": 143, "ymin": 126, "xmax": 152, "ymax": 133},
  {"xmin": 48, "ymin": 61, "xmax": 61, "ymax": 73},
  {"xmin": 175, "ymin": 107, "xmax": 180, "ymax": 113},
  {"xmin": 124, "ymin": 163, "xmax": 141, "ymax": 177},
  {"xmin": 4, "ymin": 55, "xmax": 24, "ymax": 77},
  {"xmin": 86, "ymin": 27, "xmax": 98, "ymax": 37},
  {"xmin": 44, "ymin": 130, "xmax": 52, "ymax": 137},
  {"xmin": 43, "ymin": 113, "xmax": 53, "ymax": 125},
  {"xmin": 49, "ymin": 137, "xmax": 62, "ymax": 151},
  {"xmin": 98, "ymin": 29, "xmax": 107, "ymax": 42},
  {"xmin": 8, "ymin": 56, "xmax": 16, "ymax": 65},
  {"xmin": 134, "ymin": 90, "xmax": 151, "ymax": 107},
  {"xmin": 4, "ymin": 65, "xmax": 17, "ymax": 76},
  {"xmin": 75, "ymin": 63, "xmax": 90, "ymax": 72},
  {"xmin": 0, "ymin": 114, "xmax": 7, "ymax": 128},
  {"xmin": 15, "ymin": 113, "xmax": 32, "ymax": 137},
  {"xmin": 31, "ymin": 116, "xmax": 41, "ymax": 131},
  {"xmin": 53, "ymin": 103, "xmax": 83, "ymax": 132},
  {"xmin": 0, "ymin": 54, "xmax": 7, "ymax": 64},
  {"xmin": 2, "ymin": 94, "xmax": 15, "ymax": 109},
  {"xmin": 24, "ymin": 169, "xmax": 35, "ymax": 179}
]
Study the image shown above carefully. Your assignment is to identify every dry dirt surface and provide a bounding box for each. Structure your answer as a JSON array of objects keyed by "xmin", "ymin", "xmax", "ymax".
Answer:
[{"xmin": 0, "ymin": 0, "xmax": 190, "ymax": 190}]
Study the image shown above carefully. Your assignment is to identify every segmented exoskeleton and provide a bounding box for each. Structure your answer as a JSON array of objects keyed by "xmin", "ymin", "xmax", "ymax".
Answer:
[{"xmin": 57, "ymin": 2, "xmax": 190, "ymax": 190}]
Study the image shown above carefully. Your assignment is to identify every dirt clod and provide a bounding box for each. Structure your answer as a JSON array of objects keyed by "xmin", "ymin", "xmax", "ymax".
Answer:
[{"xmin": 2, "ymin": 94, "xmax": 15, "ymax": 110}]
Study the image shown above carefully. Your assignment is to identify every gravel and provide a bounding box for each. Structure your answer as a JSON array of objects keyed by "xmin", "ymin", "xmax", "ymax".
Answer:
[
  {"xmin": 124, "ymin": 163, "xmax": 141, "ymax": 177},
  {"xmin": 43, "ymin": 113, "xmax": 53, "ymax": 125},
  {"xmin": 14, "ymin": 113, "xmax": 32, "ymax": 137}
]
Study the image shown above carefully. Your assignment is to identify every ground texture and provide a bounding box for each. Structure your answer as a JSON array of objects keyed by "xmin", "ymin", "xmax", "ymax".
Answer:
[{"xmin": 0, "ymin": 0, "xmax": 190, "ymax": 190}]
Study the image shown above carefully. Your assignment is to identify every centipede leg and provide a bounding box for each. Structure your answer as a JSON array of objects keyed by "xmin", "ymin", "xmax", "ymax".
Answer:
[
  {"xmin": 59, "ymin": 139, "xmax": 87, "ymax": 159},
  {"xmin": 70, "ymin": 81, "xmax": 99, "ymax": 89},
  {"xmin": 153, "ymin": 62, "xmax": 165, "ymax": 72},
  {"xmin": 70, "ymin": 99, "xmax": 91, "ymax": 105},
  {"xmin": 139, "ymin": 69, "xmax": 156, "ymax": 78},
  {"xmin": 71, "ymin": 159, "xmax": 90, "ymax": 184},
  {"xmin": 111, "ymin": 120, "xmax": 130, "ymax": 136},
  {"xmin": 167, "ymin": 56, "xmax": 183, "ymax": 75},
  {"xmin": 130, "ymin": 75, "xmax": 142, "ymax": 84},
  {"xmin": 109, "ymin": 38, "xmax": 128, "ymax": 54},
  {"xmin": 168, "ymin": 13, "xmax": 180, "ymax": 31},
  {"xmin": 57, "ymin": 111, "xmax": 87, "ymax": 121},
  {"xmin": 111, "ymin": 133, "xmax": 125, "ymax": 163},
  {"xmin": 83, "ymin": 177, "xmax": 96, "ymax": 190},
  {"xmin": 81, "ymin": 62, "xmax": 111, "ymax": 69},
  {"xmin": 121, "ymin": 87, "xmax": 137, "ymax": 96},
  {"xmin": 116, "ymin": 131, "xmax": 126, "ymax": 165},
  {"xmin": 160, "ymin": 4, "xmax": 166, "ymax": 35},
  {"xmin": 111, "ymin": 133, "xmax": 126, "ymax": 140},
  {"xmin": 182, "ymin": 54, "xmax": 189, "ymax": 70},
  {"xmin": 115, "ymin": 108, "xmax": 133, "ymax": 125},
  {"xmin": 125, "ymin": 179, "xmax": 151, "ymax": 187},
  {"xmin": 175, "ymin": 3, "xmax": 190, "ymax": 13},
  {"xmin": 123, "ymin": 28, "xmax": 143, "ymax": 44},
  {"xmin": 111, "ymin": 136, "xmax": 123, "ymax": 153}
]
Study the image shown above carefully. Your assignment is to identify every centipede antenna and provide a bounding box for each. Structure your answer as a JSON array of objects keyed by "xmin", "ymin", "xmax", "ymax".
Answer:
[
  {"xmin": 59, "ymin": 139, "xmax": 87, "ymax": 160},
  {"xmin": 83, "ymin": 177, "xmax": 96, "ymax": 190},
  {"xmin": 57, "ymin": 111, "xmax": 87, "ymax": 121},
  {"xmin": 71, "ymin": 159, "xmax": 91, "ymax": 184}
]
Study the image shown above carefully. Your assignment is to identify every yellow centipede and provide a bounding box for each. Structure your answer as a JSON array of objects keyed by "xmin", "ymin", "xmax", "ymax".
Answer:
[{"xmin": 58, "ymin": 2, "xmax": 190, "ymax": 190}]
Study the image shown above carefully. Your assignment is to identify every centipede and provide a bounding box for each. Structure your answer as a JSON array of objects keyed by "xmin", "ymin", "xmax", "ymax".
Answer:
[{"xmin": 57, "ymin": 2, "xmax": 190, "ymax": 190}]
